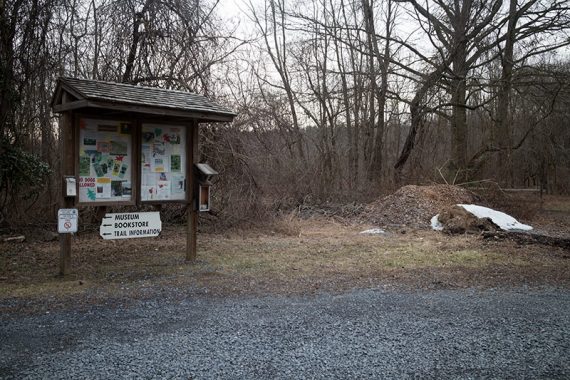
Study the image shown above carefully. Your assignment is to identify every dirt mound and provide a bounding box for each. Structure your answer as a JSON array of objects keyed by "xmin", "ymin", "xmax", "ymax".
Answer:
[
  {"xmin": 363, "ymin": 185, "xmax": 483, "ymax": 228},
  {"xmin": 437, "ymin": 205, "xmax": 500, "ymax": 234}
]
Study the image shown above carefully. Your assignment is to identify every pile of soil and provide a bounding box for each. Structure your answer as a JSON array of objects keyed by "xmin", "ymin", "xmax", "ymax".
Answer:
[
  {"xmin": 363, "ymin": 185, "xmax": 484, "ymax": 228},
  {"xmin": 437, "ymin": 205, "xmax": 500, "ymax": 234}
]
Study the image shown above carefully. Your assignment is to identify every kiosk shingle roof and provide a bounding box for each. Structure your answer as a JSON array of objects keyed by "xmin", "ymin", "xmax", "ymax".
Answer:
[{"xmin": 52, "ymin": 77, "xmax": 236, "ymax": 121}]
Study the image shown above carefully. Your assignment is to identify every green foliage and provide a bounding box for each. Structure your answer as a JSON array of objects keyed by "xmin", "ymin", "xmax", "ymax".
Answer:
[{"xmin": 0, "ymin": 140, "xmax": 52, "ymax": 212}]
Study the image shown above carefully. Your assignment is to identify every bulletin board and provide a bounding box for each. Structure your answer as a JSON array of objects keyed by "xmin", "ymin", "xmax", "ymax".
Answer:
[
  {"xmin": 77, "ymin": 118, "xmax": 133, "ymax": 203},
  {"xmin": 140, "ymin": 124, "xmax": 187, "ymax": 201}
]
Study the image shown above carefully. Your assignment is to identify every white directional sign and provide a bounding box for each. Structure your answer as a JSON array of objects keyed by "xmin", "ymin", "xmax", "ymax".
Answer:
[
  {"xmin": 58, "ymin": 208, "xmax": 78, "ymax": 234},
  {"xmin": 99, "ymin": 212, "xmax": 162, "ymax": 240}
]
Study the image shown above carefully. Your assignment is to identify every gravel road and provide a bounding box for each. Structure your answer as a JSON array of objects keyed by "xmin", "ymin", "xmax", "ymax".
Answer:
[{"xmin": 1, "ymin": 287, "xmax": 569, "ymax": 379}]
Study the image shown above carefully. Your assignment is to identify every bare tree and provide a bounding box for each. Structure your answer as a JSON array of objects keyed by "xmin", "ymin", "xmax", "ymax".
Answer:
[
  {"xmin": 493, "ymin": 0, "xmax": 570, "ymax": 185},
  {"xmin": 248, "ymin": 0, "xmax": 307, "ymax": 162}
]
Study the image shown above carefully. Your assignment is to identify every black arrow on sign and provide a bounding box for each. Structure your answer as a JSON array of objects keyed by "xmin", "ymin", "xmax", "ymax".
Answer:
[
  {"xmin": 102, "ymin": 224, "xmax": 112, "ymax": 227},
  {"xmin": 102, "ymin": 233, "xmax": 112, "ymax": 236}
]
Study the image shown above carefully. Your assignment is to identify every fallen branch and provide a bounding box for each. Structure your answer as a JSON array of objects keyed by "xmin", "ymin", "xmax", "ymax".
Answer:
[
  {"xmin": 482, "ymin": 231, "xmax": 570, "ymax": 250},
  {"xmin": 3, "ymin": 235, "xmax": 25, "ymax": 243}
]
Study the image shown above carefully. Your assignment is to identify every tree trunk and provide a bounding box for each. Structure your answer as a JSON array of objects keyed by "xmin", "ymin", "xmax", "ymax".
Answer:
[
  {"xmin": 449, "ymin": 14, "xmax": 469, "ymax": 182},
  {"xmin": 495, "ymin": 0, "xmax": 518, "ymax": 186},
  {"xmin": 0, "ymin": 0, "xmax": 20, "ymax": 140},
  {"xmin": 122, "ymin": 0, "xmax": 153, "ymax": 83},
  {"xmin": 393, "ymin": 66, "xmax": 445, "ymax": 182},
  {"xmin": 362, "ymin": 0, "xmax": 391, "ymax": 183}
]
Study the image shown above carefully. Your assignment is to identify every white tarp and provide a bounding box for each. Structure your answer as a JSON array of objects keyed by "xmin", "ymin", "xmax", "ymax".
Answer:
[{"xmin": 431, "ymin": 204, "xmax": 532, "ymax": 232}]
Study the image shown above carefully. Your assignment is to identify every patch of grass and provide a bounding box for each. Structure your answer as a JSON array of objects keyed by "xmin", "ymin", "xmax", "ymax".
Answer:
[
  {"xmin": 195, "ymin": 228, "xmax": 554, "ymax": 282},
  {"xmin": 1, "ymin": 220, "xmax": 568, "ymax": 308}
]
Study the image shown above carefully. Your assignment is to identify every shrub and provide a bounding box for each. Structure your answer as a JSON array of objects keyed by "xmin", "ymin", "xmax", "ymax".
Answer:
[{"xmin": 0, "ymin": 140, "xmax": 51, "ymax": 226}]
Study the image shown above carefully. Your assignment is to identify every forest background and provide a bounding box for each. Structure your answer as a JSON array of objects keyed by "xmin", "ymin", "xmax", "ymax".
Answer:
[{"xmin": 1, "ymin": 0, "xmax": 569, "ymax": 228}]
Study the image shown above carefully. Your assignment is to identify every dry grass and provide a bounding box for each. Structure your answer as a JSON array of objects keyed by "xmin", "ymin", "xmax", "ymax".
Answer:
[
  {"xmin": 1, "ymin": 215, "xmax": 568, "ymax": 314},
  {"xmin": 268, "ymin": 211, "xmax": 303, "ymax": 236},
  {"xmin": 542, "ymin": 195, "xmax": 570, "ymax": 213}
]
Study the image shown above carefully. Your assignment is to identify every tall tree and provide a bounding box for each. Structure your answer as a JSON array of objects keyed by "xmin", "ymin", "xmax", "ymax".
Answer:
[
  {"xmin": 493, "ymin": 0, "xmax": 570, "ymax": 185},
  {"xmin": 249, "ymin": 0, "xmax": 307, "ymax": 162}
]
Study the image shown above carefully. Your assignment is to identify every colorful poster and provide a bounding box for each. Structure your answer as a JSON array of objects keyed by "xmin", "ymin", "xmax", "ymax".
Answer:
[
  {"xmin": 171, "ymin": 155, "xmax": 181, "ymax": 172},
  {"xmin": 152, "ymin": 142, "xmax": 166, "ymax": 156},
  {"xmin": 111, "ymin": 140, "xmax": 128, "ymax": 155},
  {"xmin": 96, "ymin": 177, "xmax": 111, "ymax": 198},
  {"xmin": 151, "ymin": 142, "xmax": 168, "ymax": 172},
  {"xmin": 111, "ymin": 180, "xmax": 124, "ymax": 197},
  {"xmin": 162, "ymin": 131, "xmax": 180, "ymax": 144},
  {"xmin": 152, "ymin": 158, "xmax": 166, "ymax": 173},
  {"xmin": 119, "ymin": 163, "xmax": 128, "ymax": 179},
  {"xmin": 97, "ymin": 141, "xmax": 111, "ymax": 153},
  {"xmin": 106, "ymin": 157, "xmax": 115, "ymax": 170},
  {"xmin": 94, "ymin": 162, "xmax": 107, "ymax": 177},
  {"xmin": 91, "ymin": 151, "xmax": 103, "ymax": 164},
  {"xmin": 79, "ymin": 156, "xmax": 91, "ymax": 176},
  {"xmin": 112, "ymin": 160, "xmax": 122, "ymax": 177}
]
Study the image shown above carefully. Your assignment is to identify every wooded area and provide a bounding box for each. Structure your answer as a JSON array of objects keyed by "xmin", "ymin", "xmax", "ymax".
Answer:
[{"xmin": 1, "ymin": 0, "xmax": 569, "ymax": 227}]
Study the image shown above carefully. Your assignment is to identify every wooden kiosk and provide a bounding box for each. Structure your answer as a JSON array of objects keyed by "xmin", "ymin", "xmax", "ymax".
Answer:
[{"xmin": 51, "ymin": 77, "xmax": 236, "ymax": 275}]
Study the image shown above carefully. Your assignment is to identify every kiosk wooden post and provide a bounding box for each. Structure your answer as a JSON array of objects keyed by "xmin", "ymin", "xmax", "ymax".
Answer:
[
  {"xmin": 186, "ymin": 120, "xmax": 199, "ymax": 261},
  {"xmin": 59, "ymin": 109, "xmax": 74, "ymax": 276}
]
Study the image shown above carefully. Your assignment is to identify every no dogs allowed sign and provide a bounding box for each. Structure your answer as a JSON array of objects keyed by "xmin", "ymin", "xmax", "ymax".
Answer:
[
  {"xmin": 99, "ymin": 212, "xmax": 162, "ymax": 240},
  {"xmin": 58, "ymin": 209, "xmax": 78, "ymax": 234}
]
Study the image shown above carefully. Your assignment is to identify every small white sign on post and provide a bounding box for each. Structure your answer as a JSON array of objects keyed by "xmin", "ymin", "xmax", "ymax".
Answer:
[
  {"xmin": 99, "ymin": 212, "xmax": 162, "ymax": 240},
  {"xmin": 58, "ymin": 208, "xmax": 78, "ymax": 234}
]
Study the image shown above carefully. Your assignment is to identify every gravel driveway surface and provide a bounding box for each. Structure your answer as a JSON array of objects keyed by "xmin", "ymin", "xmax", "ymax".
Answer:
[{"xmin": 1, "ymin": 287, "xmax": 569, "ymax": 379}]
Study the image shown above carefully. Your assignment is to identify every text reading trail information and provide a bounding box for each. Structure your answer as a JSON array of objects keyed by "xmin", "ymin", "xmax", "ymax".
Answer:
[{"xmin": 99, "ymin": 212, "xmax": 162, "ymax": 240}]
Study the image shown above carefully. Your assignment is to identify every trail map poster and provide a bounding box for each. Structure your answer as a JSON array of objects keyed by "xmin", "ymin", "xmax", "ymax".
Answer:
[
  {"xmin": 78, "ymin": 118, "xmax": 133, "ymax": 203},
  {"xmin": 141, "ymin": 124, "xmax": 187, "ymax": 201}
]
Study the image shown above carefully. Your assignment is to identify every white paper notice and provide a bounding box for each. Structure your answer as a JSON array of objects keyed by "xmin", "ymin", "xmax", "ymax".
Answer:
[
  {"xmin": 157, "ymin": 181, "xmax": 171, "ymax": 199},
  {"xmin": 142, "ymin": 185, "xmax": 156, "ymax": 200},
  {"xmin": 172, "ymin": 175, "xmax": 185, "ymax": 194},
  {"xmin": 142, "ymin": 144, "xmax": 151, "ymax": 169}
]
